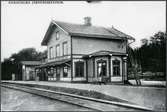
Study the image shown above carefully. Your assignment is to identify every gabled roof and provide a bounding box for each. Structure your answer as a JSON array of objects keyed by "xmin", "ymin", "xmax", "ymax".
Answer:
[
  {"xmin": 54, "ymin": 20, "xmax": 116, "ymax": 37},
  {"xmin": 41, "ymin": 20, "xmax": 135, "ymax": 45},
  {"xmin": 21, "ymin": 61, "xmax": 41, "ymax": 66},
  {"xmin": 107, "ymin": 27, "xmax": 135, "ymax": 40}
]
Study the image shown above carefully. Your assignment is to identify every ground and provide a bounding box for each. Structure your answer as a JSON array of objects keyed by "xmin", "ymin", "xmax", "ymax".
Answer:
[
  {"xmin": 2, "ymin": 80, "xmax": 166, "ymax": 111},
  {"xmin": 1, "ymin": 87, "xmax": 92, "ymax": 111}
]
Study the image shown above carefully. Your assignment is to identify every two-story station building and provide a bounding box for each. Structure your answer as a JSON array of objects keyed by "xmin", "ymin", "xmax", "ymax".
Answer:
[{"xmin": 35, "ymin": 17, "xmax": 134, "ymax": 83}]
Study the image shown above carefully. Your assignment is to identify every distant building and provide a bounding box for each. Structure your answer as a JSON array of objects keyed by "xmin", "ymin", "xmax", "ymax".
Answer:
[
  {"xmin": 35, "ymin": 17, "xmax": 134, "ymax": 83},
  {"xmin": 21, "ymin": 61, "xmax": 41, "ymax": 81}
]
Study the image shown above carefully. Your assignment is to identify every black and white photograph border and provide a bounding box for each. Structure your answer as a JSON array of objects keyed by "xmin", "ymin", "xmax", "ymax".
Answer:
[{"xmin": 1, "ymin": 1, "xmax": 166, "ymax": 111}]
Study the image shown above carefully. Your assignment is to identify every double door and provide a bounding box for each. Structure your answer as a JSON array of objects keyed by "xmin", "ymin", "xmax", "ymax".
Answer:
[{"xmin": 97, "ymin": 61, "xmax": 107, "ymax": 77}]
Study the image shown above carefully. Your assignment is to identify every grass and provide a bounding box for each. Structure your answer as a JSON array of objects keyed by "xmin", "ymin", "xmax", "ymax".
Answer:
[
  {"xmin": 36, "ymin": 84, "xmax": 133, "ymax": 104},
  {"xmin": 128, "ymin": 71, "xmax": 166, "ymax": 81}
]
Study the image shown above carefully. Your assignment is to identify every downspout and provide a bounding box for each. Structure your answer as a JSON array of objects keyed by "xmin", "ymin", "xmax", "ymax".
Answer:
[
  {"xmin": 126, "ymin": 37, "xmax": 135, "ymax": 82},
  {"xmin": 109, "ymin": 54, "xmax": 112, "ymax": 83},
  {"xmin": 70, "ymin": 36, "xmax": 73, "ymax": 82},
  {"xmin": 86, "ymin": 58, "xmax": 88, "ymax": 82}
]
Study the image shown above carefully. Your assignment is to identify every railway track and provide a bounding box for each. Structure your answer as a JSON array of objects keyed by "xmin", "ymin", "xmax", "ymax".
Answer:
[{"xmin": 1, "ymin": 83, "xmax": 152, "ymax": 111}]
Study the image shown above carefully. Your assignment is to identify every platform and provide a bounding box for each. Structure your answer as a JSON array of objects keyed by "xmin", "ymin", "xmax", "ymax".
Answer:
[{"xmin": 1, "ymin": 80, "xmax": 166, "ymax": 111}]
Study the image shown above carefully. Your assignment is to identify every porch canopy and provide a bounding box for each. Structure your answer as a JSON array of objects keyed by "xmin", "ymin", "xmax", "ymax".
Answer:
[
  {"xmin": 21, "ymin": 61, "xmax": 41, "ymax": 66},
  {"xmin": 35, "ymin": 59, "xmax": 71, "ymax": 69},
  {"xmin": 82, "ymin": 50, "xmax": 128, "ymax": 59}
]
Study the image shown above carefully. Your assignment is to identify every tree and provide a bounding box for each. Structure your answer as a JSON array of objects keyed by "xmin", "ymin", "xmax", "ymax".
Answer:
[
  {"xmin": 127, "ymin": 45, "xmax": 142, "ymax": 85},
  {"xmin": 133, "ymin": 31, "xmax": 166, "ymax": 80},
  {"xmin": 141, "ymin": 38, "xmax": 149, "ymax": 46},
  {"xmin": 1, "ymin": 59, "xmax": 13, "ymax": 80},
  {"xmin": 10, "ymin": 48, "xmax": 42, "ymax": 62},
  {"xmin": 1, "ymin": 47, "xmax": 46, "ymax": 80},
  {"xmin": 127, "ymin": 31, "xmax": 166, "ymax": 83}
]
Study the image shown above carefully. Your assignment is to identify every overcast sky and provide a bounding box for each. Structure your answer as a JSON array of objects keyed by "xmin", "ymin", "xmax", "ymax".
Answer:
[{"xmin": 1, "ymin": 1, "xmax": 166, "ymax": 61}]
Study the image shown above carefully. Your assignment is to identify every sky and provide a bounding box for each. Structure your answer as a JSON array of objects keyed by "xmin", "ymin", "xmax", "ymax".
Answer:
[{"xmin": 1, "ymin": 1, "xmax": 166, "ymax": 61}]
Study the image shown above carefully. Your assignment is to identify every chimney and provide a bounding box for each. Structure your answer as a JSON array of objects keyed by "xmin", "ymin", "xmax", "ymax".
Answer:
[{"xmin": 84, "ymin": 17, "xmax": 91, "ymax": 26}]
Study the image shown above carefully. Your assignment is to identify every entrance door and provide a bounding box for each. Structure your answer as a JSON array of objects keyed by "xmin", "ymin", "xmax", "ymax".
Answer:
[
  {"xmin": 97, "ymin": 60, "xmax": 107, "ymax": 77},
  {"xmin": 56, "ymin": 67, "xmax": 60, "ymax": 81},
  {"xmin": 75, "ymin": 61, "xmax": 84, "ymax": 77}
]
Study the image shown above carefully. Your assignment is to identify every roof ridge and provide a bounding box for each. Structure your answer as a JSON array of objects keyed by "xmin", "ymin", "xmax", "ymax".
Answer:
[{"xmin": 53, "ymin": 20, "xmax": 111, "ymax": 28}]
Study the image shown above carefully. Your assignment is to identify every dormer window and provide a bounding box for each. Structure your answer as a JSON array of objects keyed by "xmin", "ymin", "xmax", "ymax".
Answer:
[{"xmin": 56, "ymin": 31, "xmax": 59, "ymax": 40}]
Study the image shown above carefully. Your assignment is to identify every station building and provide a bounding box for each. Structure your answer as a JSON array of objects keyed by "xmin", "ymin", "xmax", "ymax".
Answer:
[{"xmin": 35, "ymin": 17, "xmax": 134, "ymax": 83}]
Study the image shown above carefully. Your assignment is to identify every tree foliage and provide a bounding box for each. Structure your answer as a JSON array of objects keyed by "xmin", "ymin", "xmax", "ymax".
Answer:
[
  {"xmin": 127, "ymin": 31, "xmax": 166, "ymax": 82},
  {"xmin": 1, "ymin": 48, "xmax": 47, "ymax": 80},
  {"xmin": 129, "ymin": 31, "xmax": 167, "ymax": 80},
  {"xmin": 10, "ymin": 48, "xmax": 43, "ymax": 62},
  {"xmin": 133, "ymin": 31, "xmax": 166, "ymax": 74}
]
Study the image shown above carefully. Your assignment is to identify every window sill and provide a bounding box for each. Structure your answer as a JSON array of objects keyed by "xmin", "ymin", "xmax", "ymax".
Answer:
[
  {"xmin": 75, "ymin": 76, "xmax": 84, "ymax": 78},
  {"xmin": 63, "ymin": 76, "xmax": 68, "ymax": 78},
  {"xmin": 112, "ymin": 76, "xmax": 121, "ymax": 77}
]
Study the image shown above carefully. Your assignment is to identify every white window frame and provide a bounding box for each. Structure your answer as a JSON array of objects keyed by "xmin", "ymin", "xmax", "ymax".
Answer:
[
  {"xmin": 56, "ymin": 31, "xmax": 60, "ymax": 40},
  {"xmin": 49, "ymin": 47, "xmax": 54, "ymax": 59},
  {"xmin": 56, "ymin": 44, "xmax": 60, "ymax": 57},
  {"xmin": 63, "ymin": 42, "xmax": 68, "ymax": 56}
]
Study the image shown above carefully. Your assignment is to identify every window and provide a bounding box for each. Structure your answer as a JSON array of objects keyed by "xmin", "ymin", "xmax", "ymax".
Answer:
[
  {"xmin": 63, "ymin": 66, "xmax": 68, "ymax": 77},
  {"xmin": 56, "ymin": 67, "xmax": 60, "ymax": 75},
  {"xmin": 63, "ymin": 42, "xmax": 68, "ymax": 55},
  {"xmin": 56, "ymin": 44, "xmax": 60, "ymax": 57},
  {"xmin": 56, "ymin": 67, "xmax": 60, "ymax": 81},
  {"xmin": 75, "ymin": 61, "xmax": 84, "ymax": 77},
  {"xmin": 48, "ymin": 67, "xmax": 56, "ymax": 81},
  {"xmin": 55, "ymin": 46, "xmax": 57, "ymax": 58},
  {"xmin": 97, "ymin": 60, "xmax": 107, "ymax": 77},
  {"xmin": 56, "ymin": 32, "xmax": 59, "ymax": 40},
  {"xmin": 49, "ymin": 47, "xmax": 53, "ymax": 59},
  {"xmin": 49, "ymin": 67, "xmax": 54, "ymax": 77},
  {"xmin": 113, "ymin": 59, "xmax": 120, "ymax": 76},
  {"xmin": 53, "ymin": 46, "xmax": 55, "ymax": 58}
]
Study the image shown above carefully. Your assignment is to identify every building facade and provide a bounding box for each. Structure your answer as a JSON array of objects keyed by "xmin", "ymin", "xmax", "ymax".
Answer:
[
  {"xmin": 21, "ymin": 61, "xmax": 41, "ymax": 81},
  {"xmin": 36, "ymin": 17, "xmax": 134, "ymax": 83}
]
